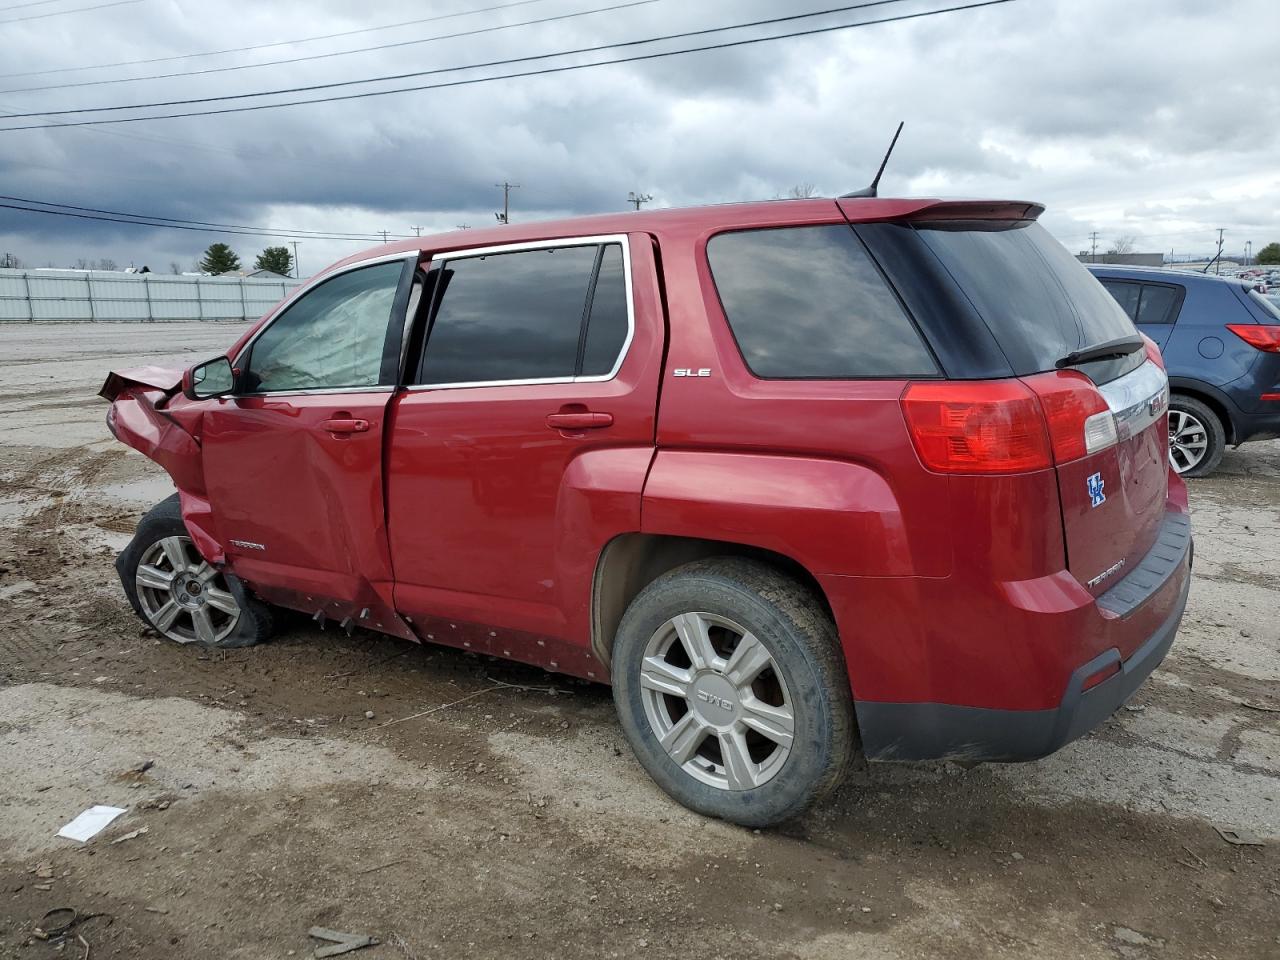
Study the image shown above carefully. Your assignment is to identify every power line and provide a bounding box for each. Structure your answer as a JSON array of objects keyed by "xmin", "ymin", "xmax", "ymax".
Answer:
[
  {"xmin": 0, "ymin": 0, "xmax": 659, "ymax": 96},
  {"xmin": 0, "ymin": 0, "xmax": 1012, "ymax": 130},
  {"xmin": 0, "ymin": 0, "xmax": 79, "ymax": 13},
  {"xmin": 0, "ymin": 197, "xmax": 415, "ymax": 242},
  {"xmin": 0, "ymin": 0, "xmax": 139, "ymax": 23},
  {"xmin": 0, "ymin": 0, "xmax": 554, "ymax": 80},
  {"xmin": 0, "ymin": 0, "xmax": 911, "ymax": 117}
]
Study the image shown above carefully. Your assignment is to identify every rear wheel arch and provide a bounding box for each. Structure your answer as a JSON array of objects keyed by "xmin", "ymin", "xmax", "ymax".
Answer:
[{"xmin": 590, "ymin": 533, "xmax": 833, "ymax": 669}]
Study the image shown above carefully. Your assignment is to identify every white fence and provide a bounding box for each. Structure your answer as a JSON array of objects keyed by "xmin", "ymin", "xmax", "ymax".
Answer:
[{"xmin": 0, "ymin": 269, "xmax": 304, "ymax": 322}]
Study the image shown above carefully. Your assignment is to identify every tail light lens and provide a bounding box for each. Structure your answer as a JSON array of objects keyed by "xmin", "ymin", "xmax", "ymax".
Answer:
[
  {"xmin": 1023, "ymin": 370, "xmax": 1117, "ymax": 462},
  {"xmin": 901, "ymin": 381, "xmax": 1052, "ymax": 474},
  {"xmin": 1141, "ymin": 332, "xmax": 1166, "ymax": 369},
  {"xmin": 1226, "ymin": 323, "xmax": 1280, "ymax": 353},
  {"xmin": 902, "ymin": 373, "xmax": 1116, "ymax": 474}
]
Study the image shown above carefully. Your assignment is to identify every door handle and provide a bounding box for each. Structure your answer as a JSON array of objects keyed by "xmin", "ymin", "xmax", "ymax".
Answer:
[
  {"xmin": 322, "ymin": 418, "xmax": 370, "ymax": 434},
  {"xmin": 545, "ymin": 412, "xmax": 613, "ymax": 430}
]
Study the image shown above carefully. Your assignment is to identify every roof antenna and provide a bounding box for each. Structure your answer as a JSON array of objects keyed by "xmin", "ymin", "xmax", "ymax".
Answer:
[{"xmin": 840, "ymin": 121, "xmax": 904, "ymax": 199}]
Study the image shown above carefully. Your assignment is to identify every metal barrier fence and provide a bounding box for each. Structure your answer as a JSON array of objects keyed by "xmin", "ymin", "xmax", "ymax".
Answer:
[{"xmin": 0, "ymin": 269, "xmax": 304, "ymax": 322}]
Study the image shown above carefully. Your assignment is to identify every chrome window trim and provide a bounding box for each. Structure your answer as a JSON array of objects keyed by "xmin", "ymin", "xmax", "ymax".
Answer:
[
  {"xmin": 231, "ymin": 250, "xmax": 420, "ymax": 395},
  {"xmin": 406, "ymin": 233, "xmax": 635, "ymax": 392}
]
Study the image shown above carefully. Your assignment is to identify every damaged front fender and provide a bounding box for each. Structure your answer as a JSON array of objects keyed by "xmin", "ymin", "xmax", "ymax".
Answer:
[{"xmin": 103, "ymin": 370, "xmax": 224, "ymax": 565}]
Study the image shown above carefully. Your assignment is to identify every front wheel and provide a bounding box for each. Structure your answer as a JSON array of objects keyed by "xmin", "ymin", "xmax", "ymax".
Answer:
[
  {"xmin": 117, "ymin": 494, "xmax": 274, "ymax": 649},
  {"xmin": 611, "ymin": 558, "xmax": 855, "ymax": 827}
]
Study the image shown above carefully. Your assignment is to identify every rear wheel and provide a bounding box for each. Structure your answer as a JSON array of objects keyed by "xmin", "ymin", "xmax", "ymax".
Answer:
[
  {"xmin": 118, "ymin": 495, "xmax": 274, "ymax": 649},
  {"xmin": 1168, "ymin": 394, "xmax": 1225, "ymax": 478},
  {"xmin": 611, "ymin": 558, "xmax": 854, "ymax": 827}
]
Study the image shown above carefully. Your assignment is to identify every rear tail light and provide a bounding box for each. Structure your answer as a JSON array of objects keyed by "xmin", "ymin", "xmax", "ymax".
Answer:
[
  {"xmin": 901, "ymin": 372, "xmax": 1116, "ymax": 475},
  {"xmin": 1024, "ymin": 370, "xmax": 1117, "ymax": 461},
  {"xmin": 1141, "ymin": 332, "xmax": 1166, "ymax": 369},
  {"xmin": 1226, "ymin": 323, "xmax": 1280, "ymax": 353},
  {"xmin": 1081, "ymin": 659, "xmax": 1121, "ymax": 691},
  {"xmin": 901, "ymin": 381, "xmax": 1051, "ymax": 474}
]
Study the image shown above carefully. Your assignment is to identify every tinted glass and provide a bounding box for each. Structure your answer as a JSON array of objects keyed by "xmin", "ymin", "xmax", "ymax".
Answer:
[
  {"xmin": 1137, "ymin": 284, "xmax": 1179, "ymax": 324},
  {"xmin": 1100, "ymin": 279, "xmax": 1141, "ymax": 321},
  {"xmin": 707, "ymin": 225, "xmax": 937, "ymax": 378},
  {"xmin": 245, "ymin": 261, "xmax": 403, "ymax": 392},
  {"xmin": 916, "ymin": 221, "xmax": 1137, "ymax": 376},
  {"xmin": 1247, "ymin": 287, "xmax": 1280, "ymax": 323},
  {"xmin": 420, "ymin": 245, "xmax": 597, "ymax": 385},
  {"xmin": 580, "ymin": 244, "xmax": 629, "ymax": 376}
]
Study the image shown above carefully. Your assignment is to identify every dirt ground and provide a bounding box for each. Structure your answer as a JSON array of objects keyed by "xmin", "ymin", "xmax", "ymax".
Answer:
[{"xmin": 0, "ymin": 321, "xmax": 1277, "ymax": 960}]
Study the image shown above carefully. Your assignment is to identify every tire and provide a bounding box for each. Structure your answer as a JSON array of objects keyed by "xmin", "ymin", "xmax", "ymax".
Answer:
[
  {"xmin": 116, "ymin": 494, "xmax": 274, "ymax": 649},
  {"xmin": 1168, "ymin": 394, "xmax": 1225, "ymax": 478},
  {"xmin": 611, "ymin": 557, "xmax": 855, "ymax": 828}
]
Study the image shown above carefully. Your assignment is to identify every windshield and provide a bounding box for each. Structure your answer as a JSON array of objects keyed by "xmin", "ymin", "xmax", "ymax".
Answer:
[{"xmin": 914, "ymin": 220, "xmax": 1140, "ymax": 378}]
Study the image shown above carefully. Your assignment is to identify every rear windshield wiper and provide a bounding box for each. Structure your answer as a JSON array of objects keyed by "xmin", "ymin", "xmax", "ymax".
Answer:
[{"xmin": 1055, "ymin": 334, "xmax": 1145, "ymax": 369}]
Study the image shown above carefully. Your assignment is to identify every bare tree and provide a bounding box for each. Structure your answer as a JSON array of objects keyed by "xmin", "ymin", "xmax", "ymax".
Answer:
[
  {"xmin": 1107, "ymin": 235, "xmax": 1137, "ymax": 256},
  {"xmin": 780, "ymin": 182, "xmax": 820, "ymax": 199},
  {"xmin": 169, "ymin": 261, "xmax": 182, "ymax": 275}
]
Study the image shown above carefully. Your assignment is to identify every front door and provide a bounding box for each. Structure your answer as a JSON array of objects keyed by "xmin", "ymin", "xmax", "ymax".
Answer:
[
  {"xmin": 200, "ymin": 255, "xmax": 417, "ymax": 625},
  {"xmin": 386, "ymin": 236, "xmax": 661, "ymax": 663}
]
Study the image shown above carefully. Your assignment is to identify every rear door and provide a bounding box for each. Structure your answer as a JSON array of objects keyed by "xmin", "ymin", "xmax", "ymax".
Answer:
[
  {"xmin": 201, "ymin": 255, "xmax": 417, "ymax": 624},
  {"xmin": 913, "ymin": 221, "xmax": 1170, "ymax": 598},
  {"xmin": 385, "ymin": 235, "xmax": 662, "ymax": 655}
]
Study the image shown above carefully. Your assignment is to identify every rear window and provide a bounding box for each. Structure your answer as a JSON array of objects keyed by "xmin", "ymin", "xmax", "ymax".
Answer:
[
  {"xmin": 707, "ymin": 225, "xmax": 937, "ymax": 379},
  {"xmin": 1246, "ymin": 287, "xmax": 1280, "ymax": 323},
  {"xmin": 915, "ymin": 220, "xmax": 1138, "ymax": 376}
]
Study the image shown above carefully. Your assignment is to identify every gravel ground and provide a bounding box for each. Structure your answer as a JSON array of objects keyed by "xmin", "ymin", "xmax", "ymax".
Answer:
[{"xmin": 0, "ymin": 322, "xmax": 1277, "ymax": 960}]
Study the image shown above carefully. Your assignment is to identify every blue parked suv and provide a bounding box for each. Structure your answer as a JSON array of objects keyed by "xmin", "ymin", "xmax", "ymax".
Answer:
[{"xmin": 1088, "ymin": 265, "xmax": 1280, "ymax": 476}]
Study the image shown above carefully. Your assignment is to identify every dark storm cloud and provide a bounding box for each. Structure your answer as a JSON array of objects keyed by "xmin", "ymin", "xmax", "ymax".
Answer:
[{"xmin": 0, "ymin": 0, "xmax": 1276, "ymax": 272}]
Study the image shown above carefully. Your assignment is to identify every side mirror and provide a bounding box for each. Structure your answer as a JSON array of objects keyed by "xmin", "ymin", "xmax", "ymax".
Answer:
[{"xmin": 183, "ymin": 356, "xmax": 236, "ymax": 400}]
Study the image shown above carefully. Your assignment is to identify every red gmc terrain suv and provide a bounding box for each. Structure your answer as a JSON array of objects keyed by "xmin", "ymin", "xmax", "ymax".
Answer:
[{"xmin": 102, "ymin": 197, "xmax": 1192, "ymax": 827}]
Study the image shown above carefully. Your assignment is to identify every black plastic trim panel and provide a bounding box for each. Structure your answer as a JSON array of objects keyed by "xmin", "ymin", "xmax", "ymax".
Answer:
[{"xmin": 1096, "ymin": 511, "xmax": 1191, "ymax": 617}]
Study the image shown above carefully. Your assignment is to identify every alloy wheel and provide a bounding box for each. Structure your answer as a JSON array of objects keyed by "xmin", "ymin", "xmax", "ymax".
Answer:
[
  {"xmin": 1168, "ymin": 408, "xmax": 1209, "ymax": 474},
  {"xmin": 135, "ymin": 536, "xmax": 241, "ymax": 645},
  {"xmin": 639, "ymin": 612, "xmax": 794, "ymax": 791}
]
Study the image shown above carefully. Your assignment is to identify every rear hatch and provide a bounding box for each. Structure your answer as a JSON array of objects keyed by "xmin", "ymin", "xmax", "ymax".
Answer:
[{"xmin": 910, "ymin": 219, "xmax": 1170, "ymax": 597}]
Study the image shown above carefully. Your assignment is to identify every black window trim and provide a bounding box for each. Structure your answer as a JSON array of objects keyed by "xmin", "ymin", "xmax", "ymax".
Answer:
[
  {"xmin": 704, "ymin": 223, "xmax": 944, "ymax": 382},
  {"xmin": 230, "ymin": 250, "xmax": 420, "ymax": 398},
  {"xmin": 405, "ymin": 233, "xmax": 636, "ymax": 392}
]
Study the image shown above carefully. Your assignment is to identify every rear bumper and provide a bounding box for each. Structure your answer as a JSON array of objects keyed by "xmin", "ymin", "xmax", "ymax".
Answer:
[
  {"xmin": 854, "ymin": 515, "xmax": 1193, "ymax": 763},
  {"xmin": 1231, "ymin": 407, "xmax": 1280, "ymax": 444}
]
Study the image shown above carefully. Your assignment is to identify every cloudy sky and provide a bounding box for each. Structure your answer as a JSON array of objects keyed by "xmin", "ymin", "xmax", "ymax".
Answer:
[{"xmin": 0, "ymin": 0, "xmax": 1276, "ymax": 275}]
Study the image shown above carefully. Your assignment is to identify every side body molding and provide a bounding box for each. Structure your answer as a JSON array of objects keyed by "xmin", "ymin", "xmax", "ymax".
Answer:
[{"xmin": 640, "ymin": 450, "xmax": 914, "ymax": 577}]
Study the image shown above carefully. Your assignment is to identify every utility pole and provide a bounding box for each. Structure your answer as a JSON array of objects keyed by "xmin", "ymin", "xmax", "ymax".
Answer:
[
  {"xmin": 456, "ymin": 224, "xmax": 472, "ymax": 230},
  {"xmin": 411, "ymin": 226, "xmax": 423, "ymax": 237},
  {"xmin": 378, "ymin": 230, "xmax": 390, "ymax": 244},
  {"xmin": 494, "ymin": 181, "xmax": 520, "ymax": 224},
  {"xmin": 1245, "ymin": 240, "xmax": 1252, "ymax": 266},
  {"xmin": 627, "ymin": 191, "xmax": 653, "ymax": 211},
  {"xmin": 1089, "ymin": 231, "xmax": 1101, "ymax": 263},
  {"xmin": 1215, "ymin": 229, "xmax": 1225, "ymax": 275},
  {"xmin": 290, "ymin": 241, "xmax": 301, "ymax": 279}
]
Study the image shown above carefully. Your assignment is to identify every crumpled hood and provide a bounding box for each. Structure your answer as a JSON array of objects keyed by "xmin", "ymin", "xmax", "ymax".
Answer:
[{"xmin": 99, "ymin": 364, "xmax": 185, "ymax": 402}]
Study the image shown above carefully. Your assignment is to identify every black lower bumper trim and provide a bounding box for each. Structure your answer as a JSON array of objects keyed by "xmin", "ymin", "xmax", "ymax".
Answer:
[{"xmin": 856, "ymin": 567, "xmax": 1191, "ymax": 763}]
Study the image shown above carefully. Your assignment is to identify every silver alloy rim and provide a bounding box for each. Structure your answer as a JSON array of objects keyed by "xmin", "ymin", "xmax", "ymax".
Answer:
[
  {"xmin": 640, "ymin": 612, "xmax": 794, "ymax": 791},
  {"xmin": 135, "ymin": 536, "xmax": 241, "ymax": 645},
  {"xmin": 1168, "ymin": 408, "xmax": 1209, "ymax": 474}
]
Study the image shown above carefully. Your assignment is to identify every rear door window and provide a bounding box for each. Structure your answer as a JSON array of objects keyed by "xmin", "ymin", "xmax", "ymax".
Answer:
[
  {"xmin": 706, "ymin": 225, "xmax": 937, "ymax": 379},
  {"xmin": 1135, "ymin": 283, "xmax": 1181, "ymax": 324},
  {"xmin": 915, "ymin": 220, "xmax": 1138, "ymax": 378},
  {"xmin": 417, "ymin": 243, "xmax": 632, "ymax": 386},
  {"xmin": 1100, "ymin": 280, "xmax": 1141, "ymax": 321}
]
